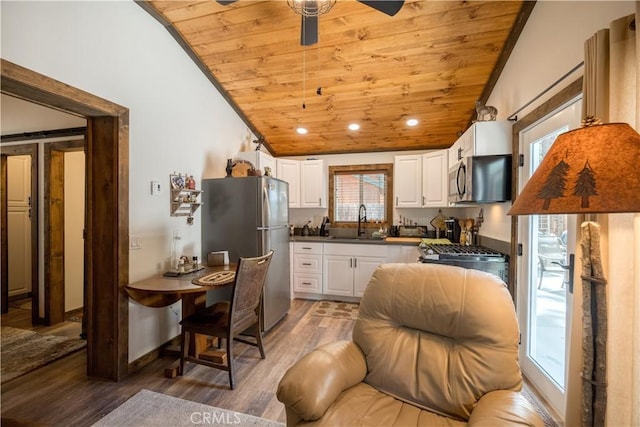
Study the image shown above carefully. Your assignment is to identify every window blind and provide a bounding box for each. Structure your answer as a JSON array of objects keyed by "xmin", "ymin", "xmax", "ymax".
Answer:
[{"xmin": 333, "ymin": 172, "xmax": 387, "ymax": 222}]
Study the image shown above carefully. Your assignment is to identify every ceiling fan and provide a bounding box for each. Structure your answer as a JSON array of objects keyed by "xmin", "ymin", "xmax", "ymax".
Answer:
[{"xmin": 215, "ymin": 0, "xmax": 405, "ymax": 46}]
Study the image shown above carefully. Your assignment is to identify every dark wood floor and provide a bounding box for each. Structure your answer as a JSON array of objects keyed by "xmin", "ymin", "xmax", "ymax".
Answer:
[{"xmin": 1, "ymin": 299, "xmax": 354, "ymax": 426}]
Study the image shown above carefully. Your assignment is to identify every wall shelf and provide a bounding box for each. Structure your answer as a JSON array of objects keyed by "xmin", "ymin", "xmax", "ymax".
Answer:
[{"xmin": 169, "ymin": 174, "xmax": 202, "ymax": 222}]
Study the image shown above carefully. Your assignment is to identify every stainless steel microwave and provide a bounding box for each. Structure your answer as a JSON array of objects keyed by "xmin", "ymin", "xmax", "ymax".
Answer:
[{"xmin": 448, "ymin": 155, "xmax": 512, "ymax": 204}]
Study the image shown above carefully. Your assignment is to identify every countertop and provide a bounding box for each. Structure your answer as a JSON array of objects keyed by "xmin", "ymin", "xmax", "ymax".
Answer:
[{"xmin": 290, "ymin": 236, "xmax": 452, "ymax": 246}]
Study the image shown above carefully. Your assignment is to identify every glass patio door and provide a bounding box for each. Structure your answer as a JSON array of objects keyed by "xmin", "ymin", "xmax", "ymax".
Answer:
[{"xmin": 518, "ymin": 97, "xmax": 581, "ymax": 420}]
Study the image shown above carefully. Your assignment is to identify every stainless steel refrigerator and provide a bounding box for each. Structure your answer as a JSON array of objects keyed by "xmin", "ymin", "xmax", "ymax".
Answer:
[{"xmin": 201, "ymin": 176, "xmax": 290, "ymax": 331}]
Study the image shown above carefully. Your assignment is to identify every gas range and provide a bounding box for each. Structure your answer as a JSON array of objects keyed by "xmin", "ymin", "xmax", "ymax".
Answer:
[
  {"xmin": 418, "ymin": 244, "xmax": 509, "ymax": 283},
  {"xmin": 418, "ymin": 244, "xmax": 507, "ymax": 262}
]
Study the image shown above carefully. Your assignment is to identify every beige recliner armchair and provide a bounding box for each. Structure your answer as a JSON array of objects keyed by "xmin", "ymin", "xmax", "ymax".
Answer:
[{"xmin": 277, "ymin": 263, "xmax": 542, "ymax": 426}]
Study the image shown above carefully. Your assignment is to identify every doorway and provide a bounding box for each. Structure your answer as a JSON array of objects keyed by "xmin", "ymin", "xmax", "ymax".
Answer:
[
  {"xmin": 1, "ymin": 144, "xmax": 38, "ymax": 323},
  {"xmin": 1, "ymin": 59, "xmax": 130, "ymax": 380},
  {"xmin": 518, "ymin": 96, "xmax": 582, "ymax": 420}
]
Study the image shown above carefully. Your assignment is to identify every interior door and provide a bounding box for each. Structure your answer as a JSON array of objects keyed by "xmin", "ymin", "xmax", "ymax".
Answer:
[
  {"xmin": 518, "ymin": 96, "xmax": 582, "ymax": 420},
  {"xmin": 7, "ymin": 155, "xmax": 32, "ymax": 298}
]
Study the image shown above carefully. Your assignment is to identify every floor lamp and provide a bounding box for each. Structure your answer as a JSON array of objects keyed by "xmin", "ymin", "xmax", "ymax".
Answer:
[{"xmin": 508, "ymin": 121, "xmax": 640, "ymax": 427}]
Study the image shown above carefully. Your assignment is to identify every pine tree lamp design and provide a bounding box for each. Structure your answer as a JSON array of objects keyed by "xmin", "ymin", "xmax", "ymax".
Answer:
[{"xmin": 508, "ymin": 120, "xmax": 640, "ymax": 427}]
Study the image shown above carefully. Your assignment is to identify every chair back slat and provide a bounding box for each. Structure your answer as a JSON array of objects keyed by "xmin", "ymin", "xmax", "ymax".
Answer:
[{"xmin": 230, "ymin": 251, "xmax": 273, "ymax": 324}]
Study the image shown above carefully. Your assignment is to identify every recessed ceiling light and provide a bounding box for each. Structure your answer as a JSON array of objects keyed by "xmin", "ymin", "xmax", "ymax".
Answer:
[
  {"xmin": 348, "ymin": 123, "xmax": 360, "ymax": 131},
  {"xmin": 296, "ymin": 127, "xmax": 308, "ymax": 135},
  {"xmin": 406, "ymin": 118, "xmax": 419, "ymax": 127}
]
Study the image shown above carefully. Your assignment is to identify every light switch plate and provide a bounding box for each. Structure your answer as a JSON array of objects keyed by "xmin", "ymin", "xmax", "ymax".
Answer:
[{"xmin": 151, "ymin": 181, "xmax": 161, "ymax": 195}]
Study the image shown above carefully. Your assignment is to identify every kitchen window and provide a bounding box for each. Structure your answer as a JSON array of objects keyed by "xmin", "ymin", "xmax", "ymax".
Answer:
[{"xmin": 328, "ymin": 164, "xmax": 393, "ymax": 228}]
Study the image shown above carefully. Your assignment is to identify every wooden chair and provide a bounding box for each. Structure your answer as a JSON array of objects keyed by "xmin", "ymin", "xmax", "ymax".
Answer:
[{"xmin": 179, "ymin": 250, "xmax": 273, "ymax": 389}]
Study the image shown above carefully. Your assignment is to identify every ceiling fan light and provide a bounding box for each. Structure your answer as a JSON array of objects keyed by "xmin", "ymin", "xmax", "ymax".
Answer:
[
  {"xmin": 288, "ymin": 0, "xmax": 336, "ymax": 17},
  {"xmin": 296, "ymin": 127, "xmax": 308, "ymax": 135},
  {"xmin": 406, "ymin": 118, "xmax": 419, "ymax": 127},
  {"xmin": 348, "ymin": 123, "xmax": 360, "ymax": 131}
]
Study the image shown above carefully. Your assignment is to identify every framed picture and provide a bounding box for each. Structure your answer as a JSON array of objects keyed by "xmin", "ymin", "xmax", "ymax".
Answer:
[{"xmin": 170, "ymin": 174, "xmax": 185, "ymax": 190}]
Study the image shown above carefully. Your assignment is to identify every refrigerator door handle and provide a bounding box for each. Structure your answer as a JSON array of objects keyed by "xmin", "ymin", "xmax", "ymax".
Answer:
[
  {"xmin": 257, "ymin": 224, "xmax": 288, "ymax": 231},
  {"xmin": 262, "ymin": 185, "xmax": 271, "ymax": 227}
]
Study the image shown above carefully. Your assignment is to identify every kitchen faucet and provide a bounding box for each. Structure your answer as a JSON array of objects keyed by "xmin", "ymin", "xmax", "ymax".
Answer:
[{"xmin": 357, "ymin": 204, "xmax": 367, "ymax": 237}]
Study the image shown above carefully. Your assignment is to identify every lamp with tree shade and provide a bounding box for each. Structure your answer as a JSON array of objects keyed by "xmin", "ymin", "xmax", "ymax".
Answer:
[{"xmin": 508, "ymin": 120, "xmax": 640, "ymax": 427}]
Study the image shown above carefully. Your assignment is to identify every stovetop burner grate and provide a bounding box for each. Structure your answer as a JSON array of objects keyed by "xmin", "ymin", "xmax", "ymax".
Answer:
[
  {"xmin": 425, "ymin": 244, "xmax": 504, "ymax": 256},
  {"xmin": 419, "ymin": 244, "xmax": 507, "ymax": 262}
]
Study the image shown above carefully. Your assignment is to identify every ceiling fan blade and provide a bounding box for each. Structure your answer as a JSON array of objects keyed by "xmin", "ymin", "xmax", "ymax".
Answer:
[
  {"xmin": 301, "ymin": 15, "xmax": 318, "ymax": 46},
  {"xmin": 215, "ymin": 0, "xmax": 237, "ymax": 4},
  {"xmin": 356, "ymin": 0, "xmax": 404, "ymax": 16}
]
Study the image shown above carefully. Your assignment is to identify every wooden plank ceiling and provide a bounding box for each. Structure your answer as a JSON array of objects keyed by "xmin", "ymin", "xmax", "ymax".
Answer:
[{"xmin": 145, "ymin": 0, "xmax": 528, "ymax": 156}]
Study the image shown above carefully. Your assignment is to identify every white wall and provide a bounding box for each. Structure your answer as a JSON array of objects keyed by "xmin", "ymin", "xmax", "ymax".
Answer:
[
  {"xmin": 1, "ymin": 94, "xmax": 86, "ymax": 135},
  {"xmin": 1, "ymin": 1, "xmax": 254, "ymax": 361}
]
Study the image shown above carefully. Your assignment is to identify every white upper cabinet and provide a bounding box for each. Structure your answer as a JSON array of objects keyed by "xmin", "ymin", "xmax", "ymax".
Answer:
[
  {"xmin": 300, "ymin": 159, "xmax": 326, "ymax": 208},
  {"xmin": 395, "ymin": 152, "xmax": 448, "ymax": 208},
  {"xmin": 277, "ymin": 158, "xmax": 326, "ymax": 208},
  {"xmin": 277, "ymin": 159, "xmax": 300, "ymax": 208},
  {"xmin": 236, "ymin": 151, "xmax": 277, "ymax": 177},
  {"xmin": 422, "ymin": 150, "xmax": 448, "ymax": 207},
  {"xmin": 449, "ymin": 121, "xmax": 512, "ymax": 165},
  {"xmin": 393, "ymin": 155, "xmax": 422, "ymax": 208}
]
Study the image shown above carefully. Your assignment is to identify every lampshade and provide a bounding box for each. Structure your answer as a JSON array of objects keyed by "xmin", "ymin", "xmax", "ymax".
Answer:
[{"xmin": 508, "ymin": 122, "xmax": 640, "ymax": 215}]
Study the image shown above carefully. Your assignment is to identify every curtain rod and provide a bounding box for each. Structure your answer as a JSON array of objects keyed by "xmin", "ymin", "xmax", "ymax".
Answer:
[
  {"xmin": 507, "ymin": 62, "xmax": 584, "ymax": 122},
  {"xmin": 1, "ymin": 127, "xmax": 86, "ymax": 143}
]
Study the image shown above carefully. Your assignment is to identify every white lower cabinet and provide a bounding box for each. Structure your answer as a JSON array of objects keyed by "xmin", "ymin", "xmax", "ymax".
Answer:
[
  {"xmin": 292, "ymin": 242, "xmax": 323, "ymax": 294},
  {"xmin": 323, "ymin": 243, "xmax": 387, "ymax": 298},
  {"xmin": 388, "ymin": 244, "xmax": 422, "ymax": 263}
]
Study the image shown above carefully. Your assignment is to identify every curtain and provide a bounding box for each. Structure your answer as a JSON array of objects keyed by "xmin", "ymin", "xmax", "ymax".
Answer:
[{"xmin": 582, "ymin": 8, "xmax": 639, "ymax": 427}]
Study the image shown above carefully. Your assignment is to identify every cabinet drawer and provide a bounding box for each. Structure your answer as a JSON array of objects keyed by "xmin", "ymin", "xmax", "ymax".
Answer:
[
  {"xmin": 323, "ymin": 243, "xmax": 388, "ymax": 258},
  {"xmin": 293, "ymin": 254, "xmax": 322, "ymax": 274},
  {"xmin": 293, "ymin": 242, "xmax": 323, "ymax": 255},
  {"xmin": 293, "ymin": 274, "xmax": 322, "ymax": 293}
]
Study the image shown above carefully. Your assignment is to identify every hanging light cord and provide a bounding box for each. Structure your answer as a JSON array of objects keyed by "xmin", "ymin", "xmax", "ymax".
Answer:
[
  {"xmin": 301, "ymin": 17, "xmax": 306, "ymax": 109},
  {"xmin": 302, "ymin": 46, "xmax": 306, "ymax": 109}
]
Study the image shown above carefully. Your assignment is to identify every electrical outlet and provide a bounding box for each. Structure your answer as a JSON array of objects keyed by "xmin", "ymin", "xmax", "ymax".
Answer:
[
  {"xmin": 151, "ymin": 181, "xmax": 161, "ymax": 195},
  {"xmin": 130, "ymin": 236, "xmax": 142, "ymax": 250}
]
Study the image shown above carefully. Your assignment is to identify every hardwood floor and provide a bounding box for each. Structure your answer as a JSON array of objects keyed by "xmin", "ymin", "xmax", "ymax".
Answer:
[
  {"xmin": 2, "ymin": 299, "xmax": 83, "ymax": 339},
  {"xmin": 1, "ymin": 299, "xmax": 354, "ymax": 426}
]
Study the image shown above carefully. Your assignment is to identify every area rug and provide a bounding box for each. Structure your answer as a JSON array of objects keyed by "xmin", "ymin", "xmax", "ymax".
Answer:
[
  {"xmin": 1, "ymin": 326, "xmax": 86, "ymax": 384},
  {"xmin": 92, "ymin": 389, "xmax": 284, "ymax": 427},
  {"xmin": 309, "ymin": 300, "xmax": 359, "ymax": 320}
]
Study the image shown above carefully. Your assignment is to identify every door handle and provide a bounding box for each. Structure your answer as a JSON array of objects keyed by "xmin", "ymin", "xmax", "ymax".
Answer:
[{"xmin": 552, "ymin": 254, "xmax": 575, "ymax": 293}]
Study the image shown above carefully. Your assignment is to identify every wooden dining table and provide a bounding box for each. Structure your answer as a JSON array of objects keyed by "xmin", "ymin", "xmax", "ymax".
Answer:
[{"xmin": 125, "ymin": 264, "xmax": 237, "ymax": 378}]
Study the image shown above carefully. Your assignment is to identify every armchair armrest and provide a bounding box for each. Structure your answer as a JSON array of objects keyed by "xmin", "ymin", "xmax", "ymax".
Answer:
[
  {"xmin": 468, "ymin": 390, "xmax": 543, "ymax": 427},
  {"xmin": 277, "ymin": 340, "xmax": 367, "ymax": 423}
]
